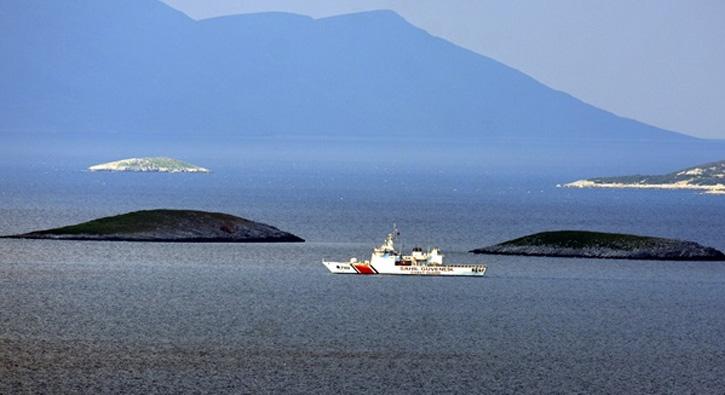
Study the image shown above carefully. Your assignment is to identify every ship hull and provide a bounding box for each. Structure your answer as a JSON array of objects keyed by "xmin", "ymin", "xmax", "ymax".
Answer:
[{"xmin": 322, "ymin": 261, "xmax": 486, "ymax": 277}]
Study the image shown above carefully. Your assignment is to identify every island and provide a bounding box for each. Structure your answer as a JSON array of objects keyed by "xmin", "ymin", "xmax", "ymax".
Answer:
[
  {"xmin": 2, "ymin": 209, "xmax": 304, "ymax": 243},
  {"xmin": 88, "ymin": 157, "xmax": 209, "ymax": 173},
  {"xmin": 562, "ymin": 160, "xmax": 724, "ymax": 194},
  {"xmin": 470, "ymin": 230, "xmax": 725, "ymax": 261}
]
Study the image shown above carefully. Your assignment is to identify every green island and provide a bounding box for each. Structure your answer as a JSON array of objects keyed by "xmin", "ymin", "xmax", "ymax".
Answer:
[
  {"xmin": 470, "ymin": 230, "xmax": 725, "ymax": 261},
  {"xmin": 3, "ymin": 209, "xmax": 304, "ymax": 243}
]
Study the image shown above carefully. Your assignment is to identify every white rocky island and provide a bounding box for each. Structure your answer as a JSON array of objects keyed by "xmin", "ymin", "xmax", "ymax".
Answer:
[
  {"xmin": 563, "ymin": 160, "xmax": 724, "ymax": 194},
  {"xmin": 88, "ymin": 157, "xmax": 209, "ymax": 173}
]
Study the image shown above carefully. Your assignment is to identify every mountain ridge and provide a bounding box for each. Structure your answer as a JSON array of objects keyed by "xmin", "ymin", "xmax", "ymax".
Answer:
[
  {"xmin": 1, "ymin": 0, "xmax": 721, "ymax": 171},
  {"xmin": 0, "ymin": 1, "xmax": 692, "ymax": 140}
]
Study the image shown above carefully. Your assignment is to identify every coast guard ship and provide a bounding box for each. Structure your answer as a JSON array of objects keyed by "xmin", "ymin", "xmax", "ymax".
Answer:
[{"xmin": 323, "ymin": 226, "xmax": 487, "ymax": 276}]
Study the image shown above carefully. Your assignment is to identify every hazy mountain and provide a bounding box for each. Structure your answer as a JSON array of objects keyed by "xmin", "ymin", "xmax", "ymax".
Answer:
[{"xmin": 1, "ymin": 0, "xmax": 722, "ymax": 172}]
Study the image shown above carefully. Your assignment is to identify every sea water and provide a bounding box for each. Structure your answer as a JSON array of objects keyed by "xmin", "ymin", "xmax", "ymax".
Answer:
[{"xmin": 1, "ymin": 163, "xmax": 724, "ymax": 393}]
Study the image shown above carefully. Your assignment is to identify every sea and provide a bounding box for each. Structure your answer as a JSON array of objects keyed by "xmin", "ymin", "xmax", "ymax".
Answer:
[{"xmin": 1, "ymin": 160, "xmax": 724, "ymax": 393}]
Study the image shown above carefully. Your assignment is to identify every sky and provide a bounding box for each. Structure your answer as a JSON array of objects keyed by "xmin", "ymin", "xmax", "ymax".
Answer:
[{"xmin": 163, "ymin": 0, "xmax": 725, "ymax": 140}]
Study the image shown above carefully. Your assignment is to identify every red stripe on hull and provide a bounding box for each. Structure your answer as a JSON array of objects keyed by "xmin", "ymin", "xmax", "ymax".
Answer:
[{"xmin": 353, "ymin": 263, "xmax": 376, "ymax": 275}]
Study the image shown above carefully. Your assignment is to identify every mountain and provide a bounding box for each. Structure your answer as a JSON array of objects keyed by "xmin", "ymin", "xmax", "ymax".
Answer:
[
  {"xmin": 564, "ymin": 160, "xmax": 725, "ymax": 193},
  {"xmin": 1, "ymin": 0, "xmax": 723, "ymax": 171}
]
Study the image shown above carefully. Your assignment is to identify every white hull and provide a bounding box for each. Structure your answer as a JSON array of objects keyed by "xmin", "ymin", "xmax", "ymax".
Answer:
[
  {"xmin": 323, "ymin": 226, "xmax": 487, "ymax": 277},
  {"xmin": 323, "ymin": 260, "xmax": 486, "ymax": 277}
]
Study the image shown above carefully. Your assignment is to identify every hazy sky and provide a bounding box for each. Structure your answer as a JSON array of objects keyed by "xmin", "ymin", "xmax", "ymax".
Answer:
[{"xmin": 163, "ymin": 0, "xmax": 725, "ymax": 139}]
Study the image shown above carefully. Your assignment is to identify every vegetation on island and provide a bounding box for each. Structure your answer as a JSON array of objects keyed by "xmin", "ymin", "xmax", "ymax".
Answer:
[
  {"xmin": 499, "ymin": 231, "xmax": 662, "ymax": 249},
  {"xmin": 4, "ymin": 209, "xmax": 304, "ymax": 243},
  {"xmin": 34, "ymin": 210, "xmax": 240, "ymax": 235},
  {"xmin": 471, "ymin": 230, "xmax": 725, "ymax": 261}
]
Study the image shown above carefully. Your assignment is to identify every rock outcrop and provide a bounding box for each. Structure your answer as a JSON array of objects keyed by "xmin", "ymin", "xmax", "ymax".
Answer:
[
  {"xmin": 88, "ymin": 157, "xmax": 209, "ymax": 173},
  {"xmin": 470, "ymin": 230, "xmax": 724, "ymax": 261},
  {"xmin": 562, "ymin": 160, "xmax": 725, "ymax": 193},
  {"xmin": 3, "ymin": 209, "xmax": 303, "ymax": 243}
]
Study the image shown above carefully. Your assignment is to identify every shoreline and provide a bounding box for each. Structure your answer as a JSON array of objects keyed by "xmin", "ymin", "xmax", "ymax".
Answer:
[
  {"xmin": 471, "ymin": 249, "xmax": 725, "ymax": 261},
  {"xmin": 562, "ymin": 179, "xmax": 725, "ymax": 193}
]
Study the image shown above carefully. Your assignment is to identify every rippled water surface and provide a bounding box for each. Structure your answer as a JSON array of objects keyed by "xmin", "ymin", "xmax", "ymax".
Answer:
[{"xmin": 1, "ymin": 165, "xmax": 724, "ymax": 393}]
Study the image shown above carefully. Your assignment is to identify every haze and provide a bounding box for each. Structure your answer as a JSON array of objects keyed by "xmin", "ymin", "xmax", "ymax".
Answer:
[{"xmin": 164, "ymin": 0, "xmax": 725, "ymax": 140}]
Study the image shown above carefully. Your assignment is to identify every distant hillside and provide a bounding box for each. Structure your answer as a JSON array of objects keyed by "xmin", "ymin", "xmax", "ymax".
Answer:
[
  {"xmin": 1, "ymin": 0, "xmax": 723, "ymax": 170},
  {"xmin": 564, "ymin": 160, "xmax": 725, "ymax": 193}
]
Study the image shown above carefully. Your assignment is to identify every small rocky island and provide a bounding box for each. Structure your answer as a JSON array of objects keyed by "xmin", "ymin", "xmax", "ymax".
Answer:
[
  {"xmin": 3, "ymin": 209, "xmax": 304, "ymax": 243},
  {"xmin": 88, "ymin": 157, "xmax": 209, "ymax": 173},
  {"xmin": 470, "ymin": 230, "xmax": 725, "ymax": 261},
  {"xmin": 562, "ymin": 160, "xmax": 725, "ymax": 194}
]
